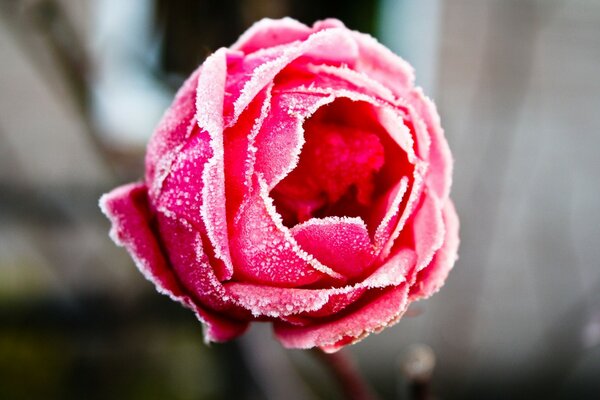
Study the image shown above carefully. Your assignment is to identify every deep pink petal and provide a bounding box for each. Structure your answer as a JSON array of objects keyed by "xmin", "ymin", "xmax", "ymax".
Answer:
[
  {"xmin": 196, "ymin": 48, "xmax": 236, "ymax": 275},
  {"xmin": 224, "ymin": 248, "xmax": 415, "ymax": 318},
  {"xmin": 292, "ymin": 217, "xmax": 374, "ymax": 279},
  {"xmin": 273, "ymin": 285, "xmax": 409, "ymax": 352},
  {"xmin": 231, "ymin": 17, "xmax": 313, "ymax": 54},
  {"xmin": 229, "ymin": 28, "xmax": 359, "ymax": 123},
  {"xmin": 410, "ymin": 200, "xmax": 459, "ymax": 300},
  {"xmin": 252, "ymin": 90, "xmax": 334, "ymax": 189},
  {"xmin": 145, "ymin": 68, "xmax": 200, "ymax": 196},
  {"xmin": 223, "ymin": 85, "xmax": 273, "ymax": 223},
  {"xmin": 409, "ymin": 189, "xmax": 446, "ymax": 272},
  {"xmin": 230, "ymin": 176, "xmax": 343, "ymax": 286},
  {"xmin": 408, "ymin": 89, "xmax": 453, "ymax": 202},
  {"xmin": 99, "ymin": 183, "xmax": 247, "ymax": 342},
  {"xmin": 350, "ymin": 31, "xmax": 415, "ymax": 98}
]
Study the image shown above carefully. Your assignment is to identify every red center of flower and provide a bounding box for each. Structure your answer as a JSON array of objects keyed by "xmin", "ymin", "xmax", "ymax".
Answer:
[{"xmin": 271, "ymin": 100, "xmax": 386, "ymax": 227}]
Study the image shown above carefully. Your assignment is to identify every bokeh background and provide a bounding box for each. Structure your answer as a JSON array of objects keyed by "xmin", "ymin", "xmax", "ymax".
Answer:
[{"xmin": 1, "ymin": 0, "xmax": 600, "ymax": 399}]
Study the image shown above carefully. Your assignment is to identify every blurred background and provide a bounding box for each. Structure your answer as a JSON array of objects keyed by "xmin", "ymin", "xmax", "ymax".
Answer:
[{"xmin": 1, "ymin": 0, "xmax": 599, "ymax": 399}]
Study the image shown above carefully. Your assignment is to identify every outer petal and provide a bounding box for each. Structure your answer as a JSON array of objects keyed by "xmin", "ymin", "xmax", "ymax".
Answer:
[
  {"xmin": 99, "ymin": 183, "xmax": 247, "ymax": 342},
  {"xmin": 196, "ymin": 48, "xmax": 236, "ymax": 276},
  {"xmin": 224, "ymin": 248, "xmax": 415, "ymax": 319},
  {"xmin": 231, "ymin": 17, "xmax": 313, "ymax": 54},
  {"xmin": 410, "ymin": 200, "xmax": 459, "ymax": 300},
  {"xmin": 145, "ymin": 67, "xmax": 201, "ymax": 196},
  {"xmin": 230, "ymin": 27, "xmax": 359, "ymax": 122},
  {"xmin": 408, "ymin": 89, "xmax": 453, "ymax": 202},
  {"xmin": 350, "ymin": 31, "xmax": 415, "ymax": 97},
  {"xmin": 273, "ymin": 285, "xmax": 409, "ymax": 352}
]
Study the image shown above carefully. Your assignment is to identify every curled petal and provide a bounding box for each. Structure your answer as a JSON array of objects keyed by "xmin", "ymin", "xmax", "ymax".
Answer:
[
  {"xmin": 351, "ymin": 31, "xmax": 415, "ymax": 96},
  {"xmin": 273, "ymin": 285, "xmax": 409, "ymax": 352},
  {"xmin": 230, "ymin": 176, "xmax": 343, "ymax": 286},
  {"xmin": 146, "ymin": 68, "xmax": 201, "ymax": 196},
  {"xmin": 292, "ymin": 217, "xmax": 374, "ymax": 279},
  {"xmin": 231, "ymin": 27, "xmax": 359, "ymax": 121},
  {"xmin": 196, "ymin": 48, "xmax": 236, "ymax": 276},
  {"xmin": 232, "ymin": 17, "xmax": 314, "ymax": 54},
  {"xmin": 225, "ymin": 248, "xmax": 415, "ymax": 318},
  {"xmin": 410, "ymin": 200, "xmax": 459, "ymax": 300},
  {"xmin": 99, "ymin": 183, "xmax": 247, "ymax": 342},
  {"xmin": 409, "ymin": 89, "xmax": 453, "ymax": 202}
]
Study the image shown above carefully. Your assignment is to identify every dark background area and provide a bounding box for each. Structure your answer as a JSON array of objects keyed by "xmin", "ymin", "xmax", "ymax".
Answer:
[{"xmin": 1, "ymin": 0, "xmax": 599, "ymax": 399}]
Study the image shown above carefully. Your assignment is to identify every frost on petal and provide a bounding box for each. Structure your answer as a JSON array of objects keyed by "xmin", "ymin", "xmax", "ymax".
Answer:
[
  {"xmin": 100, "ymin": 183, "xmax": 184, "ymax": 298},
  {"xmin": 410, "ymin": 200, "xmax": 459, "ymax": 300},
  {"xmin": 273, "ymin": 285, "xmax": 409, "ymax": 352},
  {"xmin": 145, "ymin": 67, "xmax": 201, "ymax": 196},
  {"xmin": 403, "ymin": 190, "xmax": 446, "ymax": 273},
  {"xmin": 224, "ymin": 85, "xmax": 272, "ymax": 222},
  {"xmin": 99, "ymin": 183, "xmax": 247, "ymax": 342},
  {"xmin": 253, "ymin": 91, "xmax": 334, "ymax": 189},
  {"xmin": 408, "ymin": 88, "xmax": 453, "ymax": 202},
  {"xmin": 231, "ymin": 28, "xmax": 358, "ymax": 121},
  {"xmin": 224, "ymin": 248, "xmax": 415, "ymax": 320},
  {"xmin": 351, "ymin": 31, "xmax": 415, "ymax": 98},
  {"xmin": 230, "ymin": 176, "xmax": 343, "ymax": 287},
  {"xmin": 292, "ymin": 217, "xmax": 374, "ymax": 279},
  {"xmin": 155, "ymin": 130, "xmax": 237, "ymax": 280},
  {"xmin": 156, "ymin": 210, "xmax": 250, "ymax": 321},
  {"xmin": 231, "ymin": 17, "xmax": 313, "ymax": 54},
  {"xmin": 196, "ymin": 48, "xmax": 236, "ymax": 276}
]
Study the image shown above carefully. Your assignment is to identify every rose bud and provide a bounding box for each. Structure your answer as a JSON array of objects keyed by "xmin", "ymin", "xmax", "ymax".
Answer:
[{"xmin": 100, "ymin": 17, "xmax": 459, "ymax": 352}]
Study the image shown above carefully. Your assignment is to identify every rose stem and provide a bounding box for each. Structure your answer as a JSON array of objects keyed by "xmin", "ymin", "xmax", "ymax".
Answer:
[{"xmin": 310, "ymin": 348, "xmax": 380, "ymax": 400}]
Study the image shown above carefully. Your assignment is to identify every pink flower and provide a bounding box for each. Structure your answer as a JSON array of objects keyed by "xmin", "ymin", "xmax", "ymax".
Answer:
[{"xmin": 100, "ymin": 18, "xmax": 459, "ymax": 352}]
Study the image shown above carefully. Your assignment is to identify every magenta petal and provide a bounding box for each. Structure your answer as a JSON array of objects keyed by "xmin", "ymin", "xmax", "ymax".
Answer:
[
  {"xmin": 145, "ymin": 68, "xmax": 200, "ymax": 196},
  {"xmin": 351, "ymin": 31, "xmax": 415, "ymax": 98},
  {"xmin": 100, "ymin": 183, "xmax": 184, "ymax": 298},
  {"xmin": 253, "ymin": 90, "xmax": 334, "ymax": 189},
  {"xmin": 410, "ymin": 200, "xmax": 459, "ymax": 300},
  {"xmin": 195, "ymin": 48, "xmax": 236, "ymax": 276},
  {"xmin": 230, "ymin": 177, "xmax": 343, "ymax": 286},
  {"xmin": 225, "ymin": 248, "xmax": 415, "ymax": 319},
  {"xmin": 99, "ymin": 183, "xmax": 247, "ymax": 342},
  {"xmin": 231, "ymin": 28, "xmax": 358, "ymax": 122},
  {"xmin": 155, "ymin": 211, "xmax": 229, "ymax": 313},
  {"xmin": 273, "ymin": 285, "xmax": 409, "ymax": 352},
  {"xmin": 231, "ymin": 17, "xmax": 313, "ymax": 54},
  {"xmin": 411, "ymin": 191, "xmax": 446, "ymax": 272},
  {"xmin": 409, "ymin": 89, "xmax": 453, "ymax": 202},
  {"xmin": 292, "ymin": 217, "xmax": 374, "ymax": 279}
]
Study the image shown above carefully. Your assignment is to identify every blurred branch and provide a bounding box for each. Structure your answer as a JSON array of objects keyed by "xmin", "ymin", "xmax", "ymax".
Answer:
[
  {"xmin": 311, "ymin": 349, "xmax": 380, "ymax": 400},
  {"xmin": 0, "ymin": 0, "xmax": 120, "ymax": 181}
]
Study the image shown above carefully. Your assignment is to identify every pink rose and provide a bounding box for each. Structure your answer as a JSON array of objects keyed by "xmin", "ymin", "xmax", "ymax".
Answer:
[{"xmin": 100, "ymin": 18, "xmax": 458, "ymax": 352}]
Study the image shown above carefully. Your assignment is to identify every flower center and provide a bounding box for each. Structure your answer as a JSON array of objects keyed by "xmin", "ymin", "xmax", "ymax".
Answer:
[{"xmin": 271, "ymin": 99, "xmax": 387, "ymax": 228}]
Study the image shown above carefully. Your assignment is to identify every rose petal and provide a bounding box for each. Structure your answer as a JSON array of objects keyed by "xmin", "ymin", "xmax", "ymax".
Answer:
[
  {"xmin": 224, "ymin": 85, "xmax": 273, "ymax": 222},
  {"xmin": 409, "ymin": 89, "xmax": 453, "ymax": 202},
  {"xmin": 231, "ymin": 27, "xmax": 359, "ymax": 121},
  {"xmin": 231, "ymin": 17, "xmax": 314, "ymax": 54},
  {"xmin": 230, "ymin": 176, "xmax": 343, "ymax": 286},
  {"xmin": 410, "ymin": 200, "xmax": 459, "ymax": 300},
  {"xmin": 413, "ymin": 191, "xmax": 446, "ymax": 271},
  {"xmin": 195, "ymin": 48, "xmax": 236, "ymax": 276},
  {"xmin": 224, "ymin": 248, "xmax": 415, "ymax": 318},
  {"xmin": 99, "ymin": 183, "xmax": 247, "ymax": 342},
  {"xmin": 252, "ymin": 90, "xmax": 335, "ymax": 189},
  {"xmin": 292, "ymin": 217, "xmax": 374, "ymax": 279},
  {"xmin": 351, "ymin": 31, "xmax": 415, "ymax": 97},
  {"xmin": 273, "ymin": 285, "xmax": 409, "ymax": 352},
  {"xmin": 145, "ymin": 68, "xmax": 201, "ymax": 196}
]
